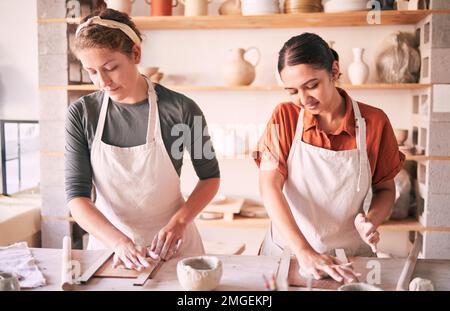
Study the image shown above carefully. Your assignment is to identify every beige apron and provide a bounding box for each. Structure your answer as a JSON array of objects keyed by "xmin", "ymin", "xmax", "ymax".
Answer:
[
  {"xmin": 87, "ymin": 77, "xmax": 204, "ymax": 257},
  {"xmin": 261, "ymin": 98, "xmax": 372, "ymax": 257}
]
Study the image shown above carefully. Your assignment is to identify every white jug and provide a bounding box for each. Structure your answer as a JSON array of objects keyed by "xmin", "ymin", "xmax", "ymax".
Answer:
[
  {"xmin": 104, "ymin": 0, "xmax": 135, "ymax": 15},
  {"xmin": 180, "ymin": 0, "xmax": 212, "ymax": 16}
]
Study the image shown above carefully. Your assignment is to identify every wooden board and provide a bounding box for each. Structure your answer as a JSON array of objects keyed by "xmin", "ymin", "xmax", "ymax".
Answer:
[
  {"xmin": 203, "ymin": 240, "xmax": 246, "ymax": 255},
  {"xmin": 94, "ymin": 257, "xmax": 161, "ymax": 278},
  {"xmin": 202, "ymin": 198, "xmax": 244, "ymax": 214},
  {"xmin": 288, "ymin": 257, "xmax": 406, "ymax": 290},
  {"xmin": 201, "ymin": 198, "xmax": 245, "ymax": 221}
]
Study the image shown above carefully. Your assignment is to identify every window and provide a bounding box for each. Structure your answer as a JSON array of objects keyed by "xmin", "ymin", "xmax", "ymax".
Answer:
[{"xmin": 1, "ymin": 120, "xmax": 39, "ymax": 195}]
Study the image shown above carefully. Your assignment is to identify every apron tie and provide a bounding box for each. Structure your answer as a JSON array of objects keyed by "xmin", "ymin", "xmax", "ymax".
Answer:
[{"xmin": 356, "ymin": 118, "xmax": 362, "ymax": 192}]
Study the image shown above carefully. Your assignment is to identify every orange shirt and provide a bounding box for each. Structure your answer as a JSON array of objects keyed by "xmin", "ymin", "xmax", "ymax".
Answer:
[{"xmin": 254, "ymin": 88, "xmax": 405, "ymax": 186}]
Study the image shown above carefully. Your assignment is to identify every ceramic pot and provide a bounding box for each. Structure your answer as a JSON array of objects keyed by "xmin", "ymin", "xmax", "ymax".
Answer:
[
  {"xmin": 180, "ymin": 0, "xmax": 212, "ymax": 16},
  {"xmin": 394, "ymin": 129, "xmax": 408, "ymax": 146},
  {"xmin": 223, "ymin": 47, "xmax": 261, "ymax": 86},
  {"xmin": 348, "ymin": 47, "xmax": 369, "ymax": 85},
  {"xmin": 177, "ymin": 256, "xmax": 223, "ymax": 291},
  {"xmin": 218, "ymin": 0, "xmax": 242, "ymax": 15},
  {"xmin": 104, "ymin": 0, "xmax": 135, "ymax": 15},
  {"xmin": 145, "ymin": 0, "xmax": 178, "ymax": 16}
]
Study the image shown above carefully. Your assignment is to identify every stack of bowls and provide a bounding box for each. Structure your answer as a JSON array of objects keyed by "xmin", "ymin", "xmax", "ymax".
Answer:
[
  {"xmin": 241, "ymin": 0, "xmax": 280, "ymax": 16},
  {"xmin": 284, "ymin": 0, "xmax": 322, "ymax": 13},
  {"xmin": 322, "ymin": 0, "xmax": 369, "ymax": 13}
]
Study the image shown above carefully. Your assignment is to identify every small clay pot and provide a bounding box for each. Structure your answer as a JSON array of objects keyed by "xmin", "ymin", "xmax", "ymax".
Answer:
[{"xmin": 177, "ymin": 256, "xmax": 223, "ymax": 291}]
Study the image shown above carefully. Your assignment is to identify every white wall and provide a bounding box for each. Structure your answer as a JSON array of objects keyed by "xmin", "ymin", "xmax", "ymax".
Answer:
[{"xmin": 0, "ymin": 0, "xmax": 39, "ymax": 121}]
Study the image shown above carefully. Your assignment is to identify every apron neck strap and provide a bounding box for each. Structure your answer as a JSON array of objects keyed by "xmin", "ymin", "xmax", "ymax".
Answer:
[
  {"xmin": 94, "ymin": 92, "xmax": 110, "ymax": 141},
  {"xmin": 351, "ymin": 98, "xmax": 368, "ymax": 192},
  {"xmin": 94, "ymin": 76, "xmax": 158, "ymax": 144},
  {"xmin": 145, "ymin": 77, "xmax": 158, "ymax": 143}
]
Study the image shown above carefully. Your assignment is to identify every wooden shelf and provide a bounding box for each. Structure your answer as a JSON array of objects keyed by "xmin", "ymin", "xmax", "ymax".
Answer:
[
  {"xmin": 40, "ymin": 83, "xmax": 431, "ymax": 92},
  {"xmin": 37, "ymin": 10, "xmax": 450, "ymax": 29},
  {"xmin": 405, "ymin": 154, "xmax": 450, "ymax": 161},
  {"xmin": 195, "ymin": 216, "xmax": 450, "ymax": 232},
  {"xmin": 379, "ymin": 218, "xmax": 450, "ymax": 233}
]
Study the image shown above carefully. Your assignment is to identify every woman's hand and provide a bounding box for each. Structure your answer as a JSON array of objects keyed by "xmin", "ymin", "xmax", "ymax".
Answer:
[
  {"xmin": 149, "ymin": 218, "xmax": 187, "ymax": 260},
  {"xmin": 295, "ymin": 248, "xmax": 360, "ymax": 283},
  {"xmin": 354, "ymin": 213, "xmax": 380, "ymax": 253},
  {"xmin": 112, "ymin": 237, "xmax": 150, "ymax": 271}
]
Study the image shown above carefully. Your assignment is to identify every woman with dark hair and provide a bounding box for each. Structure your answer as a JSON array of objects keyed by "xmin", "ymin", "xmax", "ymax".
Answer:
[
  {"xmin": 255, "ymin": 33, "xmax": 404, "ymax": 282},
  {"xmin": 65, "ymin": 9, "xmax": 220, "ymax": 270}
]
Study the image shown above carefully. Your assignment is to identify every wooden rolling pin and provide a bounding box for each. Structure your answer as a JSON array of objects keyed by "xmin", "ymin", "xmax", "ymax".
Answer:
[
  {"xmin": 396, "ymin": 232, "xmax": 423, "ymax": 291},
  {"xmin": 61, "ymin": 236, "xmax": 73, "ymax": 291}
]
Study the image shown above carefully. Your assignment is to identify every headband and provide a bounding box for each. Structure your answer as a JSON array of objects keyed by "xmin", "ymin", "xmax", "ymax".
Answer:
[{"xmin": 75, "ymin": 16, "xmax": 141, "ymax": 46}]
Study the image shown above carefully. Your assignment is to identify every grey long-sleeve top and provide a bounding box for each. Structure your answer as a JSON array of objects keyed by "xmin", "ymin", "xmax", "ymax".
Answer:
[{"xmin": 64, "ymin": 84, "xmax": 220, "ymax": 203}]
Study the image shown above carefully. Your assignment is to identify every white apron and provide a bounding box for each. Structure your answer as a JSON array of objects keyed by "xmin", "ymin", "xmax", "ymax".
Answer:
[
  {"xmin": 261, "ymin": 98, "xmax": 373, "ymax": 257},
  {"xmin": 87, "ymin": 77, "xmax": 204, "ymax": 257}
]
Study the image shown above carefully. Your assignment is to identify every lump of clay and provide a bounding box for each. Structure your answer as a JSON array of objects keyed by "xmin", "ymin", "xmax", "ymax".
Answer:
[
  {"xmin": 409, "ymin": 277, "xmax": 435, "ymax": 291},
  {"xmin": 177, "ymin": 256, "xmax": 223, "ymax": 291},
  {"xmin": 375, "ymin": 31, "xmax": 421, "ymax": 83}
]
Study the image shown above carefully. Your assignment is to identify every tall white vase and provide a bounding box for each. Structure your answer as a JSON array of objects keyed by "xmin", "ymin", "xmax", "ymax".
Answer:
[{"xmin": 348, "ymin": 48, "xmax": 369, "ymax": 85}]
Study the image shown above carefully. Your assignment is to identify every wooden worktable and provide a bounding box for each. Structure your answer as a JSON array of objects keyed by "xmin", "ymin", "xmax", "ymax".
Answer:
[{"xmin": 28, "ymin": 248, "xmax": 450, "ymax": 291}]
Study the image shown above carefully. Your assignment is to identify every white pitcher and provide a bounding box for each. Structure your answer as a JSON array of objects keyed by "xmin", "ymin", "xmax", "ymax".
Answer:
[
  {"xmin": 104, "ymin": 0, "xmax": 135, "ymax": 15},
  {"xmin": 180, "ymin": 0, "xmax": 212, "ymax": 16}
]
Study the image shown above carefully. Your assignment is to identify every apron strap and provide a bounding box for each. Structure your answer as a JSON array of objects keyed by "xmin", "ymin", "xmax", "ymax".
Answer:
[
  {"xmin": 352, "ymin": 98, "xmax": 369, "ymax": 192},
  {"xmin": 296, "ymin": 108, "xmax": 305, "ymax": 141},
  {"xmin": 94, "ymin": 91, "xmax": 110, "ymax": 142},
  {"xmin": 145, "ymin": 77, "xmax": 158, "ymax": 143}
]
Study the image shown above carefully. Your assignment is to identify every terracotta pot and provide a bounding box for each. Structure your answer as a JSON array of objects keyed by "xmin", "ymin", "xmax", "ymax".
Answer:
[{"xmin": 145, "ymin": 0, "xmax": 178, "ymax": 16}]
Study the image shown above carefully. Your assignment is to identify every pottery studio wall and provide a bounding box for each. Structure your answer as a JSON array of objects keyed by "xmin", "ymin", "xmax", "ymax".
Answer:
[
  {"xmin": 134, "ymin": 1, "xmax": 415, "ymax": 202},
  {"xmin": 0, "ymin": 1, "xmax": 39, "ymax": 121}
]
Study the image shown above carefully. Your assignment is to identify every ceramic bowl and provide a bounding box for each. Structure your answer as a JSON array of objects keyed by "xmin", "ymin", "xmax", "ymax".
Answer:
[
  {"xmin": 323, "ymin": 0, "xmax": 368, "ymax": 12},
  {"xmin": 394, "ymin": 129, "xmax": 408, "ymax": 146},
  {"xmin": 241, "ymin": 0, "xmax": 280, "ymax": 15},
  {"xmin": 177, "ymin": 256, "xmax": 223, "ymax": 291},
  {"xmin": 338, "ymin": 282, "xmax": 383, "ymax": 291}
]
